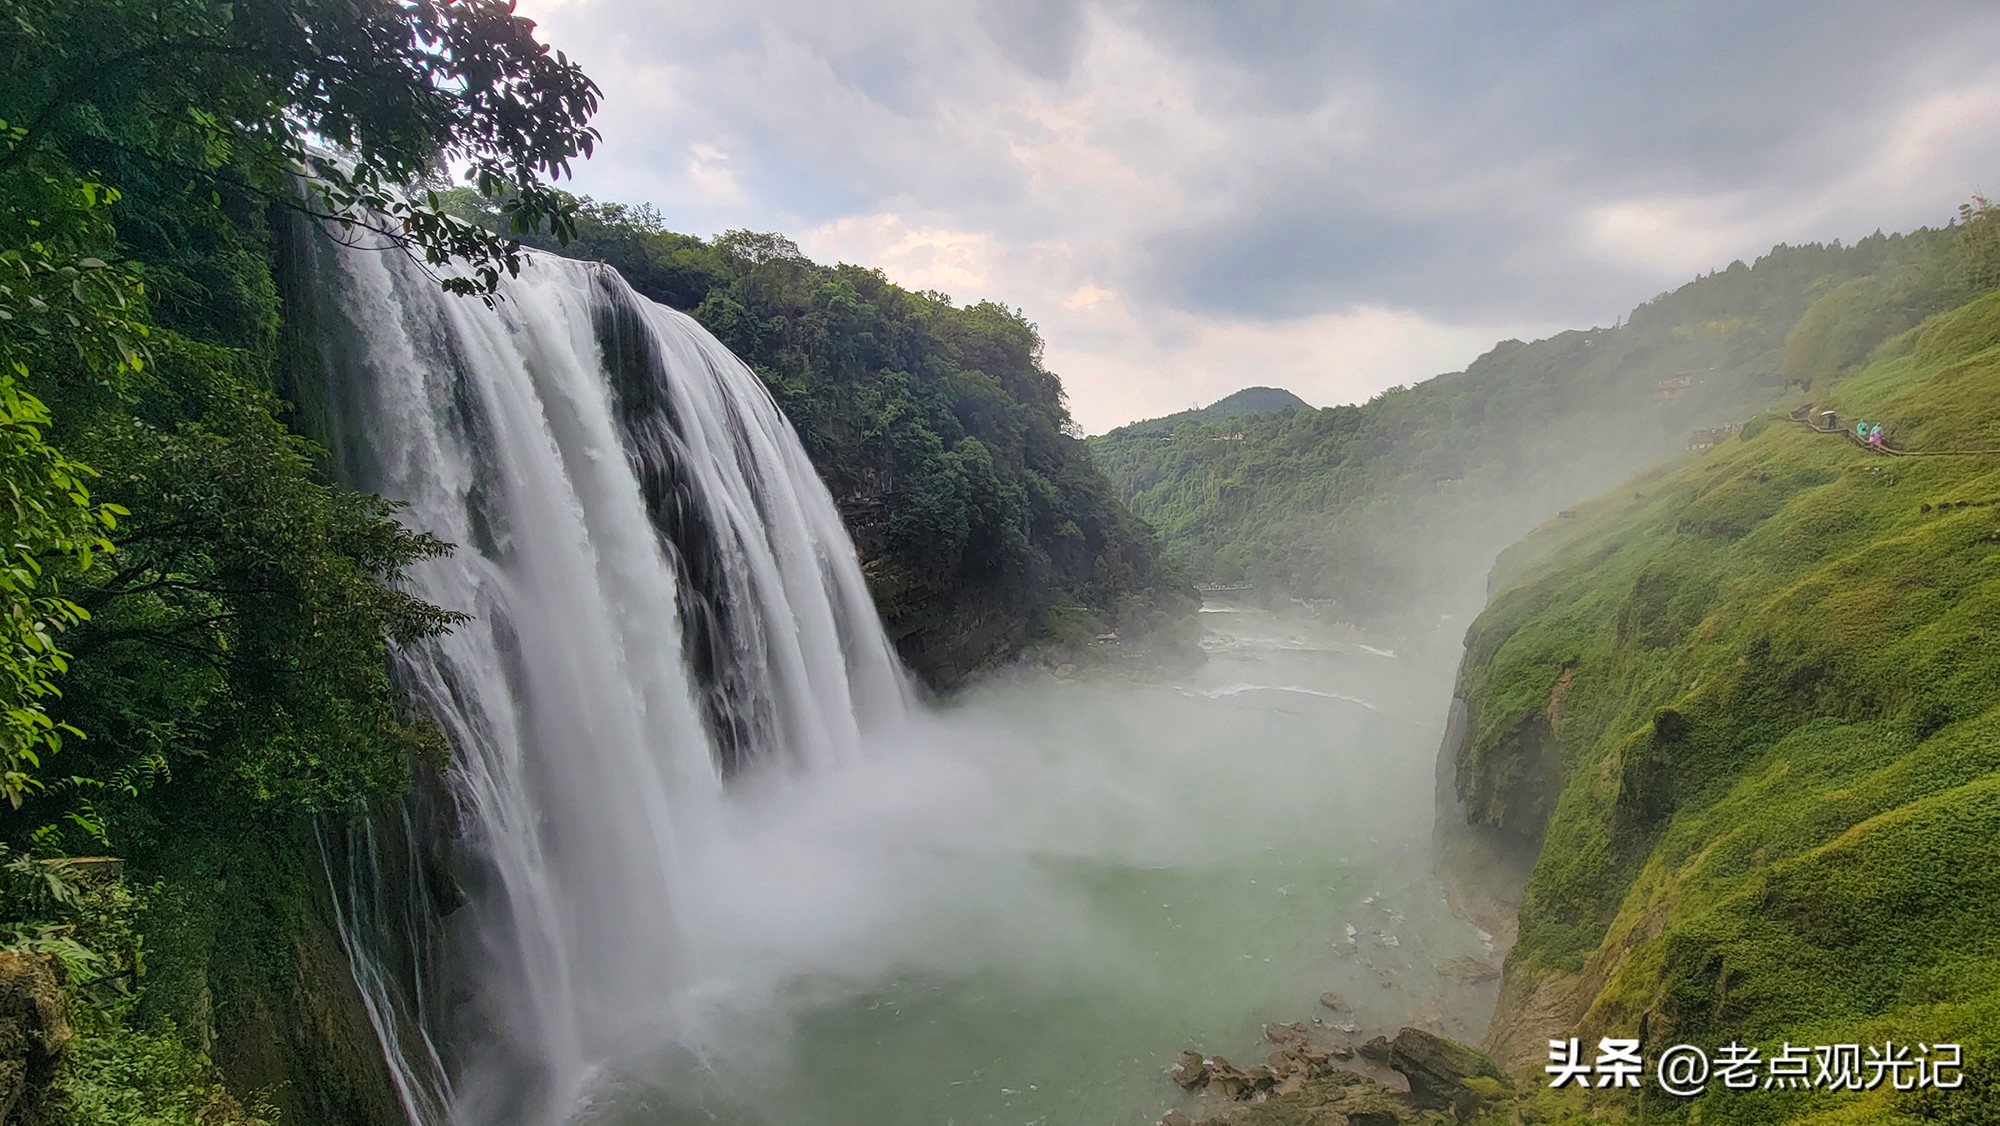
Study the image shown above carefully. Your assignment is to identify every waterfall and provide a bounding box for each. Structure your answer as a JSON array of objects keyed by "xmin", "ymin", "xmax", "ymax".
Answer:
[{"xmin": 300, "ymin": 231, "xmax": 915, "ymax": 1126}]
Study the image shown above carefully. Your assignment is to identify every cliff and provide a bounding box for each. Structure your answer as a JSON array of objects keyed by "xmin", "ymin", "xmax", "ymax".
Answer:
[{"xmin": 1442, "ymin": 287, "xmax": 2000, "ymax": 1120}]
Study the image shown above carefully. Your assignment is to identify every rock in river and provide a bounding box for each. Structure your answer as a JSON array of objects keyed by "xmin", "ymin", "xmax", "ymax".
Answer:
[{"xmin": 1387, "ymin": 1026, "xmax": 1512, "ymax": 1116}]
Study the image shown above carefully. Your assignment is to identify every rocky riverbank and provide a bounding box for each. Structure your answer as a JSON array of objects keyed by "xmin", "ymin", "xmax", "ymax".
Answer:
[{"xmin": 1156, "ymin": 1023, "xmax": 1512, "ymax": 1125}]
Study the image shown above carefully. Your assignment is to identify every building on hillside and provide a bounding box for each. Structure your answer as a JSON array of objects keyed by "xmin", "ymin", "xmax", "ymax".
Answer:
[
  {"xmin": 1653, "ymin": 373, "xmax": 1696, "ymax": 400},
  {"xmin": 1688, "ymin": 422, "xmax": 1744, "ymax": 449}
]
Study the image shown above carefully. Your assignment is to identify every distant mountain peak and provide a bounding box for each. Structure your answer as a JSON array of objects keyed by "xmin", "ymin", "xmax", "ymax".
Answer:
[
  {"xmin": 1102, "ymin": 386, "xmax": 1313, "ymax": 436},
  {"xmin": 1200, "ymin": 386, "xmax": 1312, "ymax": 417}
]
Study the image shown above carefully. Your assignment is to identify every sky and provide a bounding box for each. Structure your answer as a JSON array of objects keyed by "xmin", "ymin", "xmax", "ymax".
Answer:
[{"xmin": 514, "ymin": 0, "xmax": 2000, "ymax": 433}]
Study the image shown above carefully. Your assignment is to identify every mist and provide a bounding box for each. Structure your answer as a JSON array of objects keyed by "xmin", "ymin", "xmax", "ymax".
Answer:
[{"xmin": 561, "ymin": 604, "xmax": 1495, "ymax": 1126}]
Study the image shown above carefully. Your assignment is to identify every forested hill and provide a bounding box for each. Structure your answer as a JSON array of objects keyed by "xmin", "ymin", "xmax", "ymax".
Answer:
[
  {"xmin": 1199, "ymin": 386, "xmax": 1311, "ymax": 418},
  {"xmin": 460, "ymin": 197, "xmax": 1192, "ymax": 685},
  {"xmin": 1090, "ymin": 223, "xmax": 1975, "ymax": 631},
  {"xmin": 1105, "ymin": 385, "xmax": 1312, "ymax": 440}
]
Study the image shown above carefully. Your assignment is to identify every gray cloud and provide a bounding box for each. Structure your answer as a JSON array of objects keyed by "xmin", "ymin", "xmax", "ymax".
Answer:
[
  {"xmin": 1118, "ymin": 0, "xmax": 2000, "ymax": 321},
  {"xmin": 977, "ymin": 0, "xmax": 1087, "ymax": 81},
  {"xmin": 520, "ymin": 0, "xmax": 2000, "ymax": 428}
]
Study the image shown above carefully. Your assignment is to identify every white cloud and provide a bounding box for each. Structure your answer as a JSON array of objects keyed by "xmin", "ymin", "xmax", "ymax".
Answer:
[
  {"xmin": 800, "ymin": 215, "xmax": 1005, "ymax": 296},
  {"xmin": 800, "ymin": 209, "xmax": 1532, "ymax": 432},
  {"xmin": 1581, "ymin": 195, "xmax": 1766, "ymax": 277},
  {"xmin": 1062, "ymin": 285, "xmax": 1116, "ymax": 310},
  {"xmin": 687, "ymin": 143, "xmax": 744, "ymax": 203}
]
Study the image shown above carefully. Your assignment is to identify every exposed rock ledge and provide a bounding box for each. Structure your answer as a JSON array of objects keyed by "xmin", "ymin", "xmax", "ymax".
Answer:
[{"xmin": 1160, "ymin": 1025, "xmax": 1512, "ymax": 1125}]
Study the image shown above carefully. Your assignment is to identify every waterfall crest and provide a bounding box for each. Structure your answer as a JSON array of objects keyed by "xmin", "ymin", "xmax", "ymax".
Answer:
[{"xmin": 302, "ymin": 233, "xmax": 914, "ymax": 1125}]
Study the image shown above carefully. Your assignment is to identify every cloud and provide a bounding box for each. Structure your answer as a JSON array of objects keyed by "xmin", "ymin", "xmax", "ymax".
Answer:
[
  {"xmin": 516, "ymin": 0, "xmax": 2000, "ymax": 431},
  {"xmin": 685, "ymin": 143, "xmax": 744, "ymax": 203},
  {"xmin": 799, "ymin": 214, "xmax": 1006, "ymax": 296},
  {"xmin": 1063, "ymin": 285, "xmax": 1115, "ymax": 310}
]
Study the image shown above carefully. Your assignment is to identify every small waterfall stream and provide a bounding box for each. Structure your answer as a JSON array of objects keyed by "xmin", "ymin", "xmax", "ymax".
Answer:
[{"xmin": 301, "ymin": 231, "xmax": 914, "ymax": 1126}]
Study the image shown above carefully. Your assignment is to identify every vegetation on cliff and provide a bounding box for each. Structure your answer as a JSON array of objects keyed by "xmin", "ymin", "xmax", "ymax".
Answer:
[
  {"xmin": 451, "ymin": 196, "xmax": 1192, "ymax": 684},
  {"xmin": 1450, "ymin": 201, "xmax": 2000, "ymax": 1122},
  {"xmin": 0, "ymin": 1, "xmax": 604, "ymax": 1121},
  {"xmin": 1092, "ymin": 227, "xmax": 1971, "ymax": 626}
]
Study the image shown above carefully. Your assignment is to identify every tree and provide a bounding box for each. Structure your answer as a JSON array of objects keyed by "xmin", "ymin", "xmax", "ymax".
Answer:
[
  {"xmin": 0, "ymin": 377, "xmax": 121, "ymax": 806},
  {"xmin": 0, "ymin": 177, "xmax": 141, "ymax": 806},
  {"xmin": 1958, "ymin": 195, "xmax": 2000, "ymax": 298},
  {"xmin": 0, "ymin": 0, "xmax": 604, "ymax": 801},
  {"xmin": 0, "ymin": 0, "xmax": 602, "ymax": 298},
  {"xmin": 0, "ymin": 2, "xmax": 605, "ymax": 1115}
]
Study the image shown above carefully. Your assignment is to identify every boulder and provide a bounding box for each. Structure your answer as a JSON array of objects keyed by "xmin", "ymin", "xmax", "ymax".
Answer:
[
  {"xmin": 1274, "ymin": 1045, "xmax": 1339, "ymax": 1078},
  {"xmin": 1357, "ymin": 1035, "xmax": 1393, "ymax": 1064},
  {"xmin": 1198, "ymin": 1054, "xmax": 1287, "ymax": 1102},
  {"xmin": 1205, "ymin": 1055, "xmax": 1251, "ymax": 1100},
  {"xmin": 1264, "ymin": 1021, "xmax": 1311, "ymax": 1049},
  {"xmin": 1387, "ymin": 1027, "xmax": 1510, "ymax": 1118},
  {"xmin": 1268, "ymin": 1048, "xmax": 1308, "ymax": 1077},
  {"xmin": 1158, "ymin": 1112, "xmax": 1194, "ymax": 1126},
  {"xmin": 1171, "ymin": 1049, "xmax": 1208, "ymax": 1090},
  {"xmin": 1318, "ymin": 991, "xmax": 1348, "ymax": 1011}
]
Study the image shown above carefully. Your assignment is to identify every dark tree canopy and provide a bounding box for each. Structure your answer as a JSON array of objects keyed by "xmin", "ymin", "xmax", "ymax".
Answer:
[{"xmin": 1, "ymin": 0, "xmax": 601, "ymax": 296}]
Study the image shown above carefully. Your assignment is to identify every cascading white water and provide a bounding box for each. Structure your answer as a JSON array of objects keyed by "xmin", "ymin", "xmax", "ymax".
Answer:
[
  {"xmin": 293, "ymin": 220, "xmax": 1501, "ymax": 1126},
  {"xmin": 300, "ymin": 231, "xmax": 914, "ymax": 1126}
]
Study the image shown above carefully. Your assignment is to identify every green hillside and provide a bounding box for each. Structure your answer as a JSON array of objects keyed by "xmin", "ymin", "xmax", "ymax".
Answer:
[
  {"xmin": 1110, "ymin": 386, "xmax": 1313, "ymax": 440},
  {"xmin": 1445, "ymin": 259, "xmax": 2000, "ymax": 1122},
  {"xmin": 1200, "ymin": 386, "xmax": 1312, "ymax": 418},
  {"xmin": 1091, "ymin": 228, "xmax": 1971, "ymax": 628}
]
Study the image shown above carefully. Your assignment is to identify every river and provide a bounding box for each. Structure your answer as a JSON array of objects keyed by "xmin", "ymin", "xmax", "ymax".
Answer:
[{"xmin": 570, "ymin": 599, "xmax": 1498, "ymax": 1126}]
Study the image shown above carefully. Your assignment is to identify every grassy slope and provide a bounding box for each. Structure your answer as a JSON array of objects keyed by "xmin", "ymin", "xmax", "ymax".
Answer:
[{"xmin": 1452, "ymin": 289, "xmax": 2000, "ymax": 1123}]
